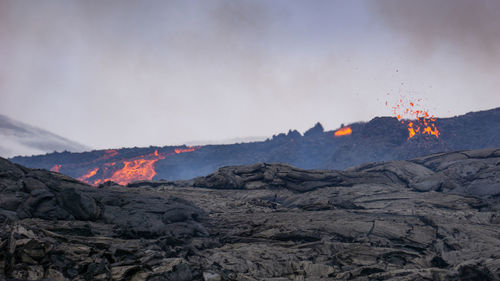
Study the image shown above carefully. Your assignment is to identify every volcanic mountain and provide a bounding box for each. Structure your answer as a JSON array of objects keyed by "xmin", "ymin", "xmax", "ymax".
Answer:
[
  {"xmin": 0, "ymin": 114, "xmax": 88, "ymax": 158},
  {"xmin": 10, "ymin": 107, "xmax": 500, "ymax": 186}
]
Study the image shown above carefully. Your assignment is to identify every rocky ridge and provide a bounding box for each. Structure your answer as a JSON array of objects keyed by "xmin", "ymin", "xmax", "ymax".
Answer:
[
  {"xmin": 1, "ymin": 148, "xmax": 500, "ymax": 280},
  {"xmin": 11, "ymin": 107, "xmax": 500, "ymax": 182}
]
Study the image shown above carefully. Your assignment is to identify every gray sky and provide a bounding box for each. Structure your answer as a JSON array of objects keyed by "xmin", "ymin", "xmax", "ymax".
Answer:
[{"xmin": 1, "ymin": 0, "xmax": 499, "ymax": 149}]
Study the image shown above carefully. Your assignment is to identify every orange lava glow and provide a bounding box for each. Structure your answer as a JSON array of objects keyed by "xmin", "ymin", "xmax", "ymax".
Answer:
[
  {"xmin": 50, "ymin": 164, "xmax": 62, "ymax": 173},
  {"xmin": 73, "ymin": 147, "xmax": 200, "ymax": 186},
  {"xmin": 96, "ymin": 150, "xmax": 167, "ymax": 185},
  {"xmin": 408, "ymin": 122, "xmax": 416, "ymax": 139},
  {"xmin": 334, "ymin": 126, "xmax": 352, "ymax": 137},
  {"xmin": 174, "ymin": 147, "xmax": 196, "ymax": 154},
  {"xmin": 388, "ymin": 97, "xmax": 440, "ymax": 139},
  {"xmin": 103, "ymin": 149, "xmax": 118, "ymax": 159},
  {"xmin": 77, "ymin": 167, "xmax": 99, "ymax": 183},
  {"xmin": 106, "ymin": 158, "xmax": 162, "ymax": 185}
]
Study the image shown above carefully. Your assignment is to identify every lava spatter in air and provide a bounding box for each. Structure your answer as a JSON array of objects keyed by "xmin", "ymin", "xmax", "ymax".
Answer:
[{"xmin": 387, "ymin": 96, "xmax": 440, "ymax": 139}]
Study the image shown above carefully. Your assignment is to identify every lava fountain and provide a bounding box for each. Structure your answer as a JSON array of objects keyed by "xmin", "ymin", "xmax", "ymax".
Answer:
[{"xmin": 389, "ymin": 97, "xmax": 440, "ymax": 139}]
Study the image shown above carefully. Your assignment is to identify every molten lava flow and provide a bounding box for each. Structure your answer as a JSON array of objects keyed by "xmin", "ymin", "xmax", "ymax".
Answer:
[
  {"xmin": 73, "ymin": 147, "xmax": 201, "ymax": 186},
  {"xmin": 174, "ymin": 147, "xmax": 196, "ymax": 154},
  {"xmin": 388, "ymin": 97, "xmax": 440, "ymax": 140},
  {"xmin": 77, "ymin": 167, "xmax": 99, "ymax": 183},
  {"xmin": 106, "ymin": 159, "xmax": 159, "ymax": 185},
  {"xmin": 334, "ymin": 126, "xmax": 352, "ymax": 137},
  {"xmin": 50, "ymin": 164, "xmax": 62, "ymax": 173},
  {"xmin": 99, "ymin": 150, "xmax": 167, "ymax": 185}
]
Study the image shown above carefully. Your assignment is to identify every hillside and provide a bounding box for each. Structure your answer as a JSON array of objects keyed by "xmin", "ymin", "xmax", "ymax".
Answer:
[
  {"xmin": 0, "ymin": 114, "xmax": 88, "ymax": 158},
  {"xmin": 10, "ymin": 107, "xmax": 500, "ymax": 185}
]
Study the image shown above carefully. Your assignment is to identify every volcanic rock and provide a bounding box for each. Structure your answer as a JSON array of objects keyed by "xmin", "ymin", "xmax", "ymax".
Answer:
[
  {"xmin": 157, "ymin": 148, "xmax": 500, "ymax": 280},
  {"xmin": 11, "ymin": 107, "xmax": 500, "ymax": 183},
  {"xmin": 2, "ymin": 148, "xmax": 500, "ymax": 280},
  {"xmin": 0, "ymin": 157, "xmax": 206, "ymax": 280},
  {"xmin": 303, "ymin": 122, "xmax": 324, "ymax": 137}
]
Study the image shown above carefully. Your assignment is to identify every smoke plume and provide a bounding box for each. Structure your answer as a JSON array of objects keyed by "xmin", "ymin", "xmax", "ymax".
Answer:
[{"xmin": 373, "ymin": 0, "xmax": 500, "ymax": 66}]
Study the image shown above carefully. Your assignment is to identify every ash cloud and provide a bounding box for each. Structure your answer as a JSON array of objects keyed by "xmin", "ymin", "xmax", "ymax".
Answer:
[{"xmin": 372, "ymin": 0, "xmax": 500, "ymax": 65}]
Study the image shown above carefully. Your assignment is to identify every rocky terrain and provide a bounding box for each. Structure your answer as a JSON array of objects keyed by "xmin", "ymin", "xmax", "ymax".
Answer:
[
  {"xmin": 11, "ymin": 107, "xmax": 500, "ymax": 183},
  {"xmin": 1, "ymin": 148, "xmax": 500, "ymax": 280},
  {"xmin": 0, "ymin": 157, "xmax": 207, "ymax": 280}
]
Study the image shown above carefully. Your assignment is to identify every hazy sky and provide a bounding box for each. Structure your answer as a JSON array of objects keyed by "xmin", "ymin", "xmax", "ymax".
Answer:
[{"xmin": 1, "ymin": 0, "xmax": 499, "ymax": 149}]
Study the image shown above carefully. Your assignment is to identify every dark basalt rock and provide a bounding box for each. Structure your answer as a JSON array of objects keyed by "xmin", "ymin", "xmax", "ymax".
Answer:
[
  {"xmin": 165, "ymin": 148, "xmax": 500, "ymax": 280},
  {"xmin": 57, "ymin": 188, "xmax": 101, "ymax": 220},
  {"xmin": 2, "ymin": 149, "xmax": 500, "ymax": 280},
  {"xmin": 192, "ymin": 148, "xmax": 500, "ymax": 199},
  {"xmin": 0, "ymin": 157, "xmax": 207, "ymax": 280},
  {"xmin": 192, "ymin": 162, "xmax": 391, "ymax": 192},
  {"xmin": 12, "ymin": 107, "xmax": 500, "ymax": 182}
]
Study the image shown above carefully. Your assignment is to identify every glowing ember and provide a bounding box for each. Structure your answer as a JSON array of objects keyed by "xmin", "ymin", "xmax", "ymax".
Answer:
[
  {"xmin": 174, "ymin": 147, "xmax": 196, "ymax": 154},
  {"xmin": 388, "ymin": 96, "xmax": 440, "ymax": 139},
  {"xmin": 334, "ymin": 126, "xmax": 352, "ymax": 137},
  {"xmin": 408, "ymin": 122, "xmax": 416, "ymax": 139},
  {"xmin": 50, "ymin": 164, "xmax": 62, "ymax": 173}
]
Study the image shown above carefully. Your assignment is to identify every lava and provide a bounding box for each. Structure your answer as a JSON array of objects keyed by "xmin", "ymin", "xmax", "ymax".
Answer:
[
  {"xmin": 105, "ymin": 158, "xmax": 162, "ymax": 185},
  {"xmin": 71, "ymin": 146, "xmax": 200, "ymax": 186},
  {"xmin": 50, "ymin": 164, "xmax": 62, "ymax": 173},
  {"xmin": 334, "ymin": 126, "xmax": 352, "ymax": 137},
  {"xmin": 77, "ymin": 167, "xmax": 99, "ymax": 183},
  {"xmin": 103, "ymin": 149, "xmax": 118, "ymax": 159},
  {"xmin": 174, "ymin": 147, "xmax": 196, "ymax": 154},
  {"xmin": 389, "ymin": 97, "xmax": 440, "ymax": 139},
  {"xmin": 408, "ymin": 122, "xmax": 416, "ymax": 139},
  {"xmin": 91, "ymin": 150, "xmax": 167, "ymax": 185}
]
